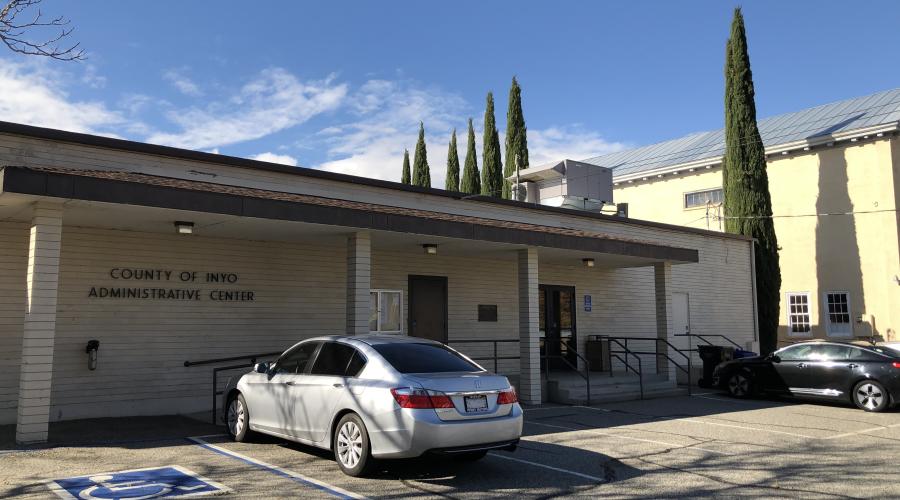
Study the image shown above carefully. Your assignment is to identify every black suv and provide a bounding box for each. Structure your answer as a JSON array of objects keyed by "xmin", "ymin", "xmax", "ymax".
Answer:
[{"xmin": 713, "ymin": 341, "xmax": 900, "ymax": 412}]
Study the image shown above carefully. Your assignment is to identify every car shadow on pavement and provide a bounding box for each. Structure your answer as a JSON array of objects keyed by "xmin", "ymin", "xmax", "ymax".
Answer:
[{"xmin": 268, "ymin": 432, "xmax": 640, "ymax": 492}]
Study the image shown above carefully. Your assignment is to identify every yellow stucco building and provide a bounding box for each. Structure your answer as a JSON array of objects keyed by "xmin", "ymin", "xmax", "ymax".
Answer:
[{"xmin": 585, "ymin": 89, "xmax": 900, "ymax": 345}]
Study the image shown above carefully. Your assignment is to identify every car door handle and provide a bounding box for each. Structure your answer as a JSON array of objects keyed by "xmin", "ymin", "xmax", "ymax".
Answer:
[
  {"xmin": 797, "ymin": 363, "xmax": 808, "ymax": 368},
  {"xmin": 848, "ymin": 363, "xmax": 859, "ymax": 369},
  {"xmin": 333, "ymin": 383, "xmax": 344, "ymax": 388},
  {"xmin": 284, "ymin": 381, "xmax": 295, "ymax": 386}
]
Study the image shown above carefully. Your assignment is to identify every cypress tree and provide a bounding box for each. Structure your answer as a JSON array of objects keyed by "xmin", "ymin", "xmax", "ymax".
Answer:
[
  {"xmin": 460, "ymin": 118, "xmax": 481, "ymax": 195},
  {"xmin": 411, "ymin": 122, "xmax": 431, "ymax": 188},
  {"xmin": 503, "ymin": 77, "xmax": 529, "ymax": 199},
  {"xmin": 400, "ymin": 149, "xmax": 411, "ymax": 185},
  {"xmin": 481, "ymin": 92, "xmax": 503, "ymax": 197},
  {"xmin": 723, "ymin": 7, "xmax": 781, "ymax": 355},
  {"xmin": 445, "ymin": 129, "xmax": 460, "ymax": 191}
]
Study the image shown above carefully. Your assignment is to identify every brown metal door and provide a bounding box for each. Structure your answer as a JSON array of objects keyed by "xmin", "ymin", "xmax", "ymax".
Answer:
[{"xmin": 408, "ymin": 275, "xmax": 448, "ymax": 343}]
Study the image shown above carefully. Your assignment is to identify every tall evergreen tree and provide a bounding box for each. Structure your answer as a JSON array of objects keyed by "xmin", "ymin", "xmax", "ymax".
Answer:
[
  {"xmin": 445, "ymin": 129, "xmax": 460, "ymax": 191},
  {"xmin": 411, "ymin": 122, "xmax": 431, "ymax": 188},
  {"xmin": 460, "ymin": 118, "xmax": 481, "ymax": 194},
  {"xmin": 481, "ymin": 92, "xmax": 503, "ymax": 197},
  {"xmin": 723, "ymin": 7, "xmax": 781, "ymax": 355},
  {"xmin": 503, "ymin": 77, "xmax": 529, "ymax": 199},
  {"xmin": 400, "ymin": 149, "xmax": 411, "ymax": 184}
]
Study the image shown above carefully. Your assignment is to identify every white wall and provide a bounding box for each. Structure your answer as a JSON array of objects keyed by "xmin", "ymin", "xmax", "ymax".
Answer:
[
  {"xmin": 42, "ymin": 226, "xmax": 345, "ymax": 423},
  {"xmin": 0, "ymin": 222, "xmax": 27, "ymax": 424}
]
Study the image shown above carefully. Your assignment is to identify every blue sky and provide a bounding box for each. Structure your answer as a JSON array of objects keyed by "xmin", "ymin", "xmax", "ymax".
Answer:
[{"xmin": 2, "ymin": 1, "xmax": 898, "ymax": 186}]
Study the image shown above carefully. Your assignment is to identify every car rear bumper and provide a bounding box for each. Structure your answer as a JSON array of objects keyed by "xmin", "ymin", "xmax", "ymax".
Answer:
[{"xmin": 368, "ymin": 404, "xmax": 524, "ymax": 459}]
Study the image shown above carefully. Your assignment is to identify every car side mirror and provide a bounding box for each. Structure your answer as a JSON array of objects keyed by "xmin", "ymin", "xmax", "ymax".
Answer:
[
  {"xmin": 254, "ymin": 362, "xmax": 269, "ymax": 374},
  {"xmin": 767, "ymin": 354, "xmax": 781, "ymax": 363}
]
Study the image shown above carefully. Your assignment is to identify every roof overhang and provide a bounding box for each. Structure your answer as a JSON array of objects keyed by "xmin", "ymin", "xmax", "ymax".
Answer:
[{"xmin": 0, "ymin": 166, "xmax": 700, "ymax": 264}]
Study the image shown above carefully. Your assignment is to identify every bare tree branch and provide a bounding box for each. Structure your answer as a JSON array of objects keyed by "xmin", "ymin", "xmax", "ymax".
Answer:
[{"xmin": 0, "ymin": 0, "xmax": 84, "ymax": 60}]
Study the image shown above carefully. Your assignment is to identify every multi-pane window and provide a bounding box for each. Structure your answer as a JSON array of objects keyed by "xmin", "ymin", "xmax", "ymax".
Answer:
[
  {"xmin": 825, "ymin": 291, "xmax": 852, "ymax": 337},
  {"xmin": 369, "ymin": 290, "xmax": 402, "ymax": 333},
  {"xmin": 684, "ymin": 188, "xmax": 724, "ymax": 209},
  {"xmin": 787, "ymin": 292, "xmax": 811, "ymax": 335}
]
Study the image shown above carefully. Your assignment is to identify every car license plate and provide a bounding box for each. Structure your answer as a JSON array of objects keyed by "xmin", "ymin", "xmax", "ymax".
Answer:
[{"xmin": 464, "ymin": 394, "xmax": 488, "ymax": 412}]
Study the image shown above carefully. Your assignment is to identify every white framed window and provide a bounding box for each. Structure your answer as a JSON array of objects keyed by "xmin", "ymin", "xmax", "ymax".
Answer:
[
  {"xmin": 370, "ymin": 290, "xmax": 402, "ymax": 334},
  {"xmin": 786, "ymin": 292, "xmax": 811, "ymax": 336},
  {"xmin": 684, "ymin": 188, "xmax": 723, "ymax": 209},
  {"xmin": 824, "ymin": 291, "xmax": 852, "ymax": 337}
]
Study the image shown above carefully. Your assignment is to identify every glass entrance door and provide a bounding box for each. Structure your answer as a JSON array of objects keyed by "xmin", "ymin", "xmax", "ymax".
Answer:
[{"xmin": 539, "ymin": 285, "xmax": 577, "ymax": 370}]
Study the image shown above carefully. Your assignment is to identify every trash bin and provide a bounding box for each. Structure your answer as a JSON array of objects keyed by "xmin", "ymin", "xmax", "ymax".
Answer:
[
  {"xmin": 586, "ymin": 336, "xmax": 609, "ymax": 372},
  {"xmin": 697, "ymin": 345, "xmax": 735, "ymax": 388},
  {"xmin": 733, "ymin": 349, "xmax": 757, "ymax": 359}
]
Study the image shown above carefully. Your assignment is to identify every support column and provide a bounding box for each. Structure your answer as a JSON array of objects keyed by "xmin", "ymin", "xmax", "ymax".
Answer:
[
  {"xmin": 16, "ymin": 202, "xmax": 63, "ymax": 444},
  {"xmin": 517, "ymin": 248, "xmax": 541, "ymax": 404},
  {"xmin": 654, "ymin": 262, "xmax": 673, "ymax": 378},
  {"xmin": 346, "ymin": 231, "xmax": 371, "ymax": 336}
]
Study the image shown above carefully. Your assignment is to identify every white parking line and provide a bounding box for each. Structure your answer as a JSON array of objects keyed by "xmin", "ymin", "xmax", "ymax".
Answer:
[
  {"xmin": 488, "ymin": 453, "xmax": 607, "ymax": 482},
  {"xmin": 188, "ymin": 436, "xmax": 367, "ymax": 499},
  {"xmin": 823, "ymin": 422, "xmax": 900, "ymax": 440},
  {"xmin": 526, "ymin": 420, "xmax": 731, "ymax": 456}
]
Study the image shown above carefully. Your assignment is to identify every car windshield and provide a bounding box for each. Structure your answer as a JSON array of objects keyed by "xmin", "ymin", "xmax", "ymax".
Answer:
[{"xmin": 372, "ymin": 343, "xmax": 481, "ymax": 373}]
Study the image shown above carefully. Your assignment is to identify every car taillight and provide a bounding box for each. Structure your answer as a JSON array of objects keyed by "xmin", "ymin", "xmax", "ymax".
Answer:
[
  {"xmin": 497, "ymin": 387, "xmax": 518, "ymax": 405},
  {"xmin": 390, "ymin": 388, "xmax": 454, "ymax": 409},
  {"xmin": 892, "ymin": 361, "xmax": 900, "ymax": 369}
]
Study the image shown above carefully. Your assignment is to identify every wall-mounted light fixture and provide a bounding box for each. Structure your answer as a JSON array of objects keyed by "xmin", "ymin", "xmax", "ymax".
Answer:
[
  {"xmin": 423, "ymin": 244, "xmax": 438, "ymax": 255},
  {"xmin": 174, "ymin": 221, "xmax": 194, "ymax": 235},
  {"xmin": 582, "ymin": 258, "xmax": 595, "ymax": 268}
]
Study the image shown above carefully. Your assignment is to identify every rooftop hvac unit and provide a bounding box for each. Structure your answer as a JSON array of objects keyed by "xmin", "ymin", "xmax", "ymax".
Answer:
[{"xmin": 508, "ymin": 159, "xmax": 613, "ymax": 211}]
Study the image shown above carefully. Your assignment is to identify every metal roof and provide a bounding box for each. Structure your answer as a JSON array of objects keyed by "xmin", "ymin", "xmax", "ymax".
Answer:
[{"xmin": 583, "ymin": 88, "xmax": 900, "ymax": 179}]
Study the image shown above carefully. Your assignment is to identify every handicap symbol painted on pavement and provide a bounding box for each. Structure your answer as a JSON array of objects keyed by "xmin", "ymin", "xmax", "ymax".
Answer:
[{"xmin": 48, "ymin": 465, "xmax": 230, "ymax": 499}]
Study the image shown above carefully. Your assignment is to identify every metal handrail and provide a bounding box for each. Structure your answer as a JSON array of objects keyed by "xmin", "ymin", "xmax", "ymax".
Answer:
[
  {"xmin": 673, "ymin": 333, "xmax": 742, "ymax": 350},
  {"xmin": 599, "ymin": 335, "xmax": 694, "ymax": 396},
  {"xmin": 184, "ymin": 351, "xmax": 282, "ymax": 367},
  {"xmin": 540, "ymin": 342, "xmax": 592, "ymax": 406},
  {"xmin": 184, "ymin": 352, "xmax": 283, "ymax": 424},
  {"xmin": 449, "ymin": 339, "xmax": 519, "ymax": 374},
  {"xmin": 605, "ymin": 338, "xmax": 644, "ymax": 399}
]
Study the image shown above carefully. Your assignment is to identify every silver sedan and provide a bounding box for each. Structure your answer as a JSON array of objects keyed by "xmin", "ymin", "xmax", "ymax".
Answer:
[{"xmin": 223, "ymin": 335, "xmax": 523, "ymax": 476}]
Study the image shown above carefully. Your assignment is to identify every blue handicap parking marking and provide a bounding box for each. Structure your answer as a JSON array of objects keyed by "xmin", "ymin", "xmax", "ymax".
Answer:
[{"xmin": 49, "ymin": 465, "xmax": 229, "ymax": 499}]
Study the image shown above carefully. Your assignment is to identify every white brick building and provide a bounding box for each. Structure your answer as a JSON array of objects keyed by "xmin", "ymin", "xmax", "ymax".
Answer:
[{"xmin": 0, "ymin": 122, "xmax": 757, "ymax": 444}]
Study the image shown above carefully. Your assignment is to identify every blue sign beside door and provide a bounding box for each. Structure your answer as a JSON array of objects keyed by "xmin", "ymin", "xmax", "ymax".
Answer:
[
  {"xmin": 50, "ymin": 466, "xmax": 228, "ymax": 499},
  {"xmin": 584, "ymin": 294, "xmax": 592, "ymax": 312}
]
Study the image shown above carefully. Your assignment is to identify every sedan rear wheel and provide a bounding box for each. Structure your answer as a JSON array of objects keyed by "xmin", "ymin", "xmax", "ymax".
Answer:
[
  {"xmin": 727, "ymin": 373, "xmax": 752, "ymax": 398},
  {"xmin": 334, "ymin": 413, "xmax": 373, "ymax": 476},
  {"xmin": 853, "ymin": 380, "xmax": 889, "ymax": 412}
]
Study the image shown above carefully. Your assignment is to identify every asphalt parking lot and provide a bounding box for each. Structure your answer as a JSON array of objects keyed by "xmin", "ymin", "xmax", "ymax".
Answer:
[{"xmin": 3, "ymin": 392, "xmax": 900, "ymax": 499}]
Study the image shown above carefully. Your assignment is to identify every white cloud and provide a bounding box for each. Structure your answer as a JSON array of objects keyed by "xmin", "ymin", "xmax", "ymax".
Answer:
[
  {"xmin": 147, "ymin": 68, "xmax": 348, "ymax": 150},
  {"xmin": 163, "ymin": 68, "xmax": 202, "ymax": 97},
  {"xmin": 0, "ymin": 59, "xmax": 123, "ymax": 134},
  {"xmin": 251, "ymin": 152, "xmax": 298, "ymax": 166},
  {"xmin": 526, "ymin": 126, "xmax": 628, "ymax": 166},
  {"xmin": 314, "ymin": 79, "xmax": 469, "ymax": 188}
]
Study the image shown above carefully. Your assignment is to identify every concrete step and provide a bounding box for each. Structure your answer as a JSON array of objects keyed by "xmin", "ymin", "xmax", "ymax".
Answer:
[{"xmin": 551, "ymin": 385, "xmax": 690, "ymax": 405}]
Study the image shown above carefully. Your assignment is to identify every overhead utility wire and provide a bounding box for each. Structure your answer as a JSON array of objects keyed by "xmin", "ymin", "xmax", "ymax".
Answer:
[{"xmin": 713, "ymin": 207, "xmax": 897, "ymax": 220}]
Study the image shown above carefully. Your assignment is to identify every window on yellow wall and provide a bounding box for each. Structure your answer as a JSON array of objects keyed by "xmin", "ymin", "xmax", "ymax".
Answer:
[
  {"xmin": 787, "ymin": 292, "xmax": 812, "ymax": 336},
  {"xmin": 684, "ymin": 188, "xmax": 723, "ymax": 209}
]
